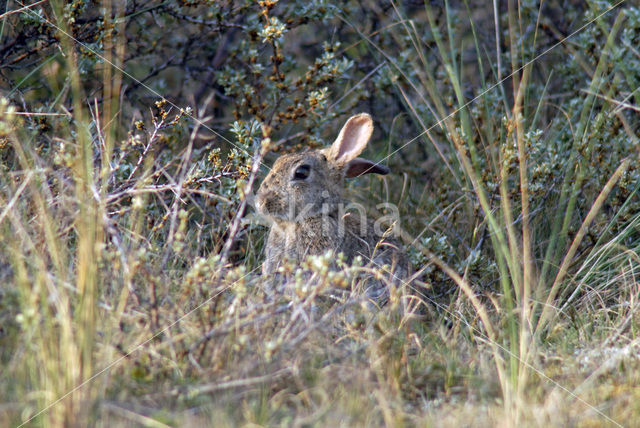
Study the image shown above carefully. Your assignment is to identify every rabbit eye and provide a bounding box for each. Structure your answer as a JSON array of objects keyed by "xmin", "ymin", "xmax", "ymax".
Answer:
[{"xmin": 292, "ymin": 164, "xmax": 311, "ymax": 181}]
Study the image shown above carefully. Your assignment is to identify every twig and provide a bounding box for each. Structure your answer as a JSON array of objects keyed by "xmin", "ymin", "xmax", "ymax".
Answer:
[
  {"xmin": 581, "ymin": 89, "xmax": 640, "ymax": 113},
  {"xmin": 166, "ymin": 368, "xmax": 293, "ymax": 397},
  {"xmin": 187, "ymin": 302, "xmax": 293, "ymax": 354},
  {"xmin": 219, "ymin": 140, "xmax": 267, "ymax": 263},
  {"xmin": 13, "ymin": 111, "xmax": 71, "ymax": 116},
  {"xmin": 0, "ymin": 0, "xmax": 48, "ymax": 20}
]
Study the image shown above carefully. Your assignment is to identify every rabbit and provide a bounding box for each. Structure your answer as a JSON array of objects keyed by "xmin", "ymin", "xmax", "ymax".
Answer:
[{"xmin": 255, "ymin": 113, "xmax": 409, "ymax": 302}]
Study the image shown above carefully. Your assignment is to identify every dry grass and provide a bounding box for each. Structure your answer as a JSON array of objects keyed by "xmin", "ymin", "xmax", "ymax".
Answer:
[{"xmin": 1, "ymin": 1, "xmax": 640, "ymax": 427}]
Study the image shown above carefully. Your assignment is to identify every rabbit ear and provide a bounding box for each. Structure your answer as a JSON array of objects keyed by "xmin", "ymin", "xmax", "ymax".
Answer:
[
  {"xmin": 324, "ymin": 113, "xmax": 373, "ymax": 166},
  {"xmin": 345, "ymin": 158, "xmax": 390, "ymax": 178}
]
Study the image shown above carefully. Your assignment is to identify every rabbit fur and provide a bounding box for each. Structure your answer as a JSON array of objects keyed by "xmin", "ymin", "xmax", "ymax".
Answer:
[{"xmin": 255, "ymin": 113, "xmax": 408, "ymax": 300}]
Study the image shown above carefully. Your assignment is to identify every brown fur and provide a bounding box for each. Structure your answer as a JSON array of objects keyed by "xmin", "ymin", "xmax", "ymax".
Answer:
[{"xmin": 255, "ymin": 114, "xmax": 409, "ymax": 299}]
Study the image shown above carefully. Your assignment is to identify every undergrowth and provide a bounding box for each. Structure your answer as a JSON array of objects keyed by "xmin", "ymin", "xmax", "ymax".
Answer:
[{"xmin": 1, "ymin": 0, "xmax": 639, "ymax": 427}]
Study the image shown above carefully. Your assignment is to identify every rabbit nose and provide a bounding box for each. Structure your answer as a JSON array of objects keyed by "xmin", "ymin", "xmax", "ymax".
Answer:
[
  {"xmin": 256, "ymin": 193, "xmax": 266, "ymax": 211},
  {"xmin": 256, "ymin": 191, "xmax": 272, "ymax": 214}
]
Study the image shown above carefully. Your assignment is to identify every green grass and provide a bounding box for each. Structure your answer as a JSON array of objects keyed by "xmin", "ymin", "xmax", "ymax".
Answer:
[{"xmin": 1, "ymin": 0, "xmax": 639, "ymax": 427}]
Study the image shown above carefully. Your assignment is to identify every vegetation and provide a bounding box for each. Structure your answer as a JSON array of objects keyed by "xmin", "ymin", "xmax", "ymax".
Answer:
[{"xmin": 1, "ymin": 0, "xmax": 639, "ymax": 426}]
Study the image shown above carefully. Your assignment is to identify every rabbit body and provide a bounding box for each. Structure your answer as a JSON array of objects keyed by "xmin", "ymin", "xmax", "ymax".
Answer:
[
  {"xmin": 262, "ymin": 206, "xmax": 404, "ymax": 276},
  {"xmin": 256, "ymin": 114, "xmax": 408, "ymax": 293}
]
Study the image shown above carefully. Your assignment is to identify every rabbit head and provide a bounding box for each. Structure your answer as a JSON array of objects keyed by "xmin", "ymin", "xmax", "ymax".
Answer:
[{"xmin": 255, "ymin": 113, "xmax": 389, "ymax": 223}]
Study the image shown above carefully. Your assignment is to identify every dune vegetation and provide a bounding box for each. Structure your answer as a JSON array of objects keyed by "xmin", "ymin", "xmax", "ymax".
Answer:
[{"xmin": 1, "ymin": 0, "xmax": 639, "ymax": 426}]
